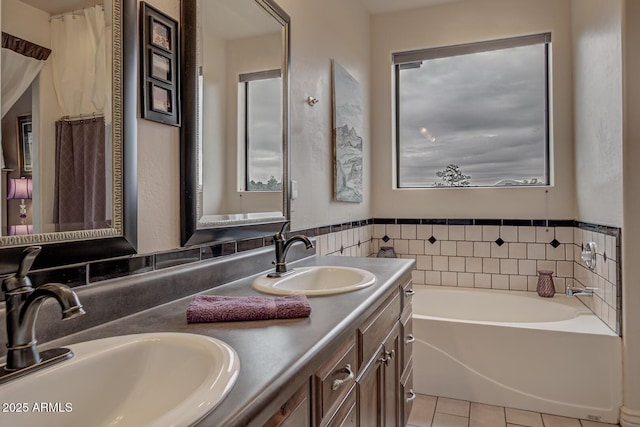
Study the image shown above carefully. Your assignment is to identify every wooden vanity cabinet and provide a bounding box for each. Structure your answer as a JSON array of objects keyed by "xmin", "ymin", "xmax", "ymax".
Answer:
[{"xmin": 266, "ymin": 275, "xmax": 414, "ymax": 427}]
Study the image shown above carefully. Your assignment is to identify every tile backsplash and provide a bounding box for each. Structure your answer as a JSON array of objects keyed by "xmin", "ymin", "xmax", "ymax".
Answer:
[{"xmin": 312, "ymin": 218, "xmax": 621, "ymax": 335}]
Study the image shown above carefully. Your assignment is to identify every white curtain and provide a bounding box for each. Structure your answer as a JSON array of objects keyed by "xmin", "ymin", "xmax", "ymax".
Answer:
[
  {"xmin": 1, "ymin": 49, "xmax": 47, "ymax": 119},
  {"xmin": 50, "ymin": 6, "xmax": 111, "ymax": 124}
]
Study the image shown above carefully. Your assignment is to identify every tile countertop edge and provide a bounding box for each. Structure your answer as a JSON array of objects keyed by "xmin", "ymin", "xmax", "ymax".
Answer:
[{"xmin": 40, "ymin": 255, "xmax": 415, "ymax": 427}]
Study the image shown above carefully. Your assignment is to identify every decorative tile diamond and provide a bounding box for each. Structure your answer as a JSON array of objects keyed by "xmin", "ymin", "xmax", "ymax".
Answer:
[
  {"xmin": 603, "ymin": 252, "xmax": 607, "ymax": 262},
  {"xmin": 495, "ymin": 237, "xmax": 505, "ymax": 247},
  {"xmin": 340, "ymin": 245, "xmax": 345, "ymax": 254},
  {"xmin": 550, "ymin": 239, "xmax": 561, "ymax": 248},
  {"xmin": 382, "ymin": 235, "xmax": 390, "ymax": 243},
  {"xmin": 428, "ymin": 236, "xmax": 437, "ymax": 244}
]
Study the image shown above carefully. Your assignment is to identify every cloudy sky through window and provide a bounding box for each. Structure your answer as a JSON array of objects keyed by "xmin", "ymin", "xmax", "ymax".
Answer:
[{"xmin": 397, "ymin": 44, "xmax": 548, "ymax": 187}]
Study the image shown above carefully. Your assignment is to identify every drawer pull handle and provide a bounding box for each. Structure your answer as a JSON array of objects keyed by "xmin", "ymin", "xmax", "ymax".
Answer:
[
  {"xmin": 406, "ymin": 389, "xmax": 416, "ymax": 403},
  {"xmin": 331, "ymin": 364, "xmax": 354, "ymax": 391},
  {"xmin": 405, "ymin": 334, "xmax": 415, "ymax": 344},
  {"xmin": 404, "ymin": 289, "xmax": 415, "ymax": 297},
  {"xmin": 380, "ymin": 349, "xmax": 395, "ymax": 366}
]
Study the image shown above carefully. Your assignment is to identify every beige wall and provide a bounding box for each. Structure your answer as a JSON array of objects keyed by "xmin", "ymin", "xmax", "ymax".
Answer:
[
  {"xmin": 370, "ymin": 0, "xmax": 575, "ymax": 220},
  {"xmin": 572, "ymin": 0, "xmax": 623, "ymax": 228}
]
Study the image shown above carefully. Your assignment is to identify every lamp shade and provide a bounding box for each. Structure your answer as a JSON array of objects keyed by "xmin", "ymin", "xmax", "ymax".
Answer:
[
  {"xmin": 8, "ymin": 224, "xmax": 33, "ymax": 235},
  {"xmin": 7, "ymin": 178, "xmax": 32, "ymax": 200}
]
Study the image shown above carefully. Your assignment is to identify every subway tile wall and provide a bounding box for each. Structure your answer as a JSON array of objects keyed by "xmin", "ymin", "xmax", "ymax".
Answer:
[{"xmin": 314, "ymin": 219, "xmax": 621, "ymax": 335}]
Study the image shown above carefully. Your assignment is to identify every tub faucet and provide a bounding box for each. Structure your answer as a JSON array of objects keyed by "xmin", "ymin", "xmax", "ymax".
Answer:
[
  {"xmin": 1, "ymin": 246, "xmax": 85, "ymax": 378},
  {"xmin": 268, "ymin": 222, "xmax": 313, "ymax": 278},
  {"xmin": 566, "ymin": 286, "xmax": 596, "ymax": 297}
]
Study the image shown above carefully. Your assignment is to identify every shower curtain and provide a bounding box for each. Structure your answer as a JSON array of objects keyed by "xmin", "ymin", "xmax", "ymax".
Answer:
[
  {"xmin": 53, "ymin": 117, "xmax": 108, "ymax": 231},
  {"xmin": 51, "ymin": 5, "xmax": 112, "ymax": 231}
]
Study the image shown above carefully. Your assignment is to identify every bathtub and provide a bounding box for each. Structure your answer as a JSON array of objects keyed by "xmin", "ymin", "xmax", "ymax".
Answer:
[{"xmin": 412, "ymin": 286, "xmax": 622, "ymax": 423}]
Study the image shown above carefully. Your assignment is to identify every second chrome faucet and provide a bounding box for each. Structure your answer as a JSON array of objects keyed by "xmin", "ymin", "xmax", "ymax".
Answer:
[{"xmin": 268, "ymin": 222, "xmax": 313, "ymax": 278}]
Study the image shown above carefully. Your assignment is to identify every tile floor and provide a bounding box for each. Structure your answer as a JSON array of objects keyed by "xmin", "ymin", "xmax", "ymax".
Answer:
[{"xmin": 407, "ymin": 394, "xmax": 620, "ymax": 427}]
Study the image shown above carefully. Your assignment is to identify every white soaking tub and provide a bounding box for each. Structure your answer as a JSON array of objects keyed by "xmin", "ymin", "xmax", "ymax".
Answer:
[{"xmin": 412, "ymin": 286, "xmax": 622, "ymax": 423}]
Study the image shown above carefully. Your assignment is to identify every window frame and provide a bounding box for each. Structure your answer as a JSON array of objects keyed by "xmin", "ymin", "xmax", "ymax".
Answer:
[
  {"xmin": 238, "ymin": 69, "xmax": 282, "ymax": 192},
  {"xmin": 393, "ymin": 33, "xmax": 551, "ymax": 189}
]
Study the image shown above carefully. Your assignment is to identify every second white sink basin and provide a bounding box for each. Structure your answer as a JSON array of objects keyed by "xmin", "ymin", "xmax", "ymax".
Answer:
[
  {"xmin": 0, "ymin": 332, "xmax": 239, "ymax": 427},
  {"xmin": 253, "ymin": 266, "xmax": 376, "ymax": 296}
]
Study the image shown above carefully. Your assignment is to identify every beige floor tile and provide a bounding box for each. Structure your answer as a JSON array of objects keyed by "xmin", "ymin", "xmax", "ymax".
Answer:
[
  {"xmin": 408, "ymin": 394, "xmax": 437, "ymax": 427},
  {"xmin": 432, "ymin": 412, "xmax": 469, "ymax": 427},
  {"xmin": 505, "ymin": 408, "xmax": 544, "ymax": 427},
  {"xmin": 436, "ymin": 397, "xmax": 471, "ymax": 417},
  {"xmin": 542, "ymin": 414, "xmax": 581, "ymax": 427},
  {"xmin": 469, "ymin": 402, "xmax": 506, "ymax": 427},
  {"xmin": 580, "ymin": 421, "xmax": 620, "ymax": 427}
]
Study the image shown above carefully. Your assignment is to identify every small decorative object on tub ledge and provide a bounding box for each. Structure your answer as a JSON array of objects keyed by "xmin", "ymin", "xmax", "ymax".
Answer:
[
  {"xmin": 536, "ymin": 270, "xmax": 555, "ymax": 297},
  {"xmin": 186, "ymin": 294, "xmax": 311, "ymax": 323}
]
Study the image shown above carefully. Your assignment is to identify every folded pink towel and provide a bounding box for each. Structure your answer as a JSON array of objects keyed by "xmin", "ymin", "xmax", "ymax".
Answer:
[{"xmin": 186, "ymin": 294, "xmax": 311, "ymax": 323}]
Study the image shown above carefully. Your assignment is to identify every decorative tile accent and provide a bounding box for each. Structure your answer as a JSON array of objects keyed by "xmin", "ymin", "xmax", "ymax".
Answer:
[
  {"xmin": 428, "ymin": 236, "xmax": 437, "ymax": 244},
  {"xmin": 550, "ymin": 238, "xmax": 561, "ymax": 248},
  {"xmin": 495, "ymin": 237, "xmax": 505, "ymax": 247},
  {"xmin": 382, "ymin": 235, "xmax": 390, "ymax": 243}
]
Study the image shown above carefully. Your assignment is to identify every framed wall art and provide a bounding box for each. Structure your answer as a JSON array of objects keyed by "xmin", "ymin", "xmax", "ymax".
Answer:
[
  {"xmin": 17, "ymin": 114, "xmax": 33, "ymax": 177},
  {"xmin": 140, "ymin": 2, "xmax": 180, "ymax": 126}
]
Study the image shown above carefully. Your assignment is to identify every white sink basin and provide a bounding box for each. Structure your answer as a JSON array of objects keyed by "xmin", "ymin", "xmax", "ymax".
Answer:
[
  {"xmin": 0, "ymin": 332, "xmax": 239, "ymax": 427},
  {"xmin": 253, "ymin": 266, "xmax": 376, "ymax": 296}
]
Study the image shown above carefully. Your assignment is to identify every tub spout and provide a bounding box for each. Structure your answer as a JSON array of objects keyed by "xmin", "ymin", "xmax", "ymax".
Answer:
[{"xmin": 566, "ymin": 286, "xmax": 596, "ymax": 297}]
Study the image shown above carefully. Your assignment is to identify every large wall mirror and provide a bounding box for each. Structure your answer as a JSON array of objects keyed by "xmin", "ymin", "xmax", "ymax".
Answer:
[
  {"xmin": 0, "ymin": 0, "xmax": 137, "ymax": 274},
  {"xmin": 181, "ymin": 0, "xmax": 290, "ymax": 246}
]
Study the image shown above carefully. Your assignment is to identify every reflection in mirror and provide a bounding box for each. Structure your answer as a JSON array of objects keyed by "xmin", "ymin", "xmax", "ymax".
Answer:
[
  {"xmin": 181, "ymin": 0, "xmax": 290, "ymax": 246},
  {"xmin": 0, "ymin": 0, "xmax": 137, "ymax": 273}
]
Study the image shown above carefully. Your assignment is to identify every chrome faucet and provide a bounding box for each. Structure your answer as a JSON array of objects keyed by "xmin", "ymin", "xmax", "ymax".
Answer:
[
  {"xmin": 1, "ymin": 246, "xmax": 85, "ymax": 380},
  {"xmin": 566, "ymin": 286, "xmax": 596, "ymax": 297},
  {"xmin": 268, "ymin": 222, "xmax": 313, "ymax": 278}
]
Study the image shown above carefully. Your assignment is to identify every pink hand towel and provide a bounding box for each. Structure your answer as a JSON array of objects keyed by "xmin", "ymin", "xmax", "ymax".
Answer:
[{"xmin": 186, "ymin": 294, "xmax": 311, "ymax": 323}]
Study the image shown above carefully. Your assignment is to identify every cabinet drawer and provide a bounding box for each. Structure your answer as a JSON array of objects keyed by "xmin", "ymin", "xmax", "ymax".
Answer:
[
  {"xmin": 358, "ymin": 291, "xmax": 400, "ymax": 368},
  {"xmin": 400, "ymin": 361, "xmax": 415, "ymax": 427},
  {"xmin": 401, "ymin": 279, "xmax": 414, "ymax": 311},
  {"xmin": 313, "ymin": 336, "xmax": 357, "ymax": 424},
  {"xmin": 325, "ymin": 386, "xmax": 356, "ymax": 427},
  {"xmin": 400, "ymin": 304, "xmax": 413, "ymax": 376}
]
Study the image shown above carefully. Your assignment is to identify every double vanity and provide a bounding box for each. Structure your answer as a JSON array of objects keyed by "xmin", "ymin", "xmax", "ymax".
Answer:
[{"xmin": 0, "ymin": 247, "xmax": 414, "ymax": 427}]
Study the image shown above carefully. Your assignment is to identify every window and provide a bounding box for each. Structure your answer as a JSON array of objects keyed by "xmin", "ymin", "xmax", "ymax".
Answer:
[
  {"xmin": 239, "ymin": 70, "xmax": 282, "ymax": 191},
  {"xmin": 394, "ymin": 33, "xmax": 550, "ymax": 188}
]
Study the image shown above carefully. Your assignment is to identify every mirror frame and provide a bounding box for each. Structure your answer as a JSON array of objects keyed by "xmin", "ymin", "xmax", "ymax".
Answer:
[
  {"xmin": 0, "ymin": 0, "xmax": 138, "ymax": 274},
  {"xmin": 180, "ymin": 0, "xmax": 290, "ymax": 247}
]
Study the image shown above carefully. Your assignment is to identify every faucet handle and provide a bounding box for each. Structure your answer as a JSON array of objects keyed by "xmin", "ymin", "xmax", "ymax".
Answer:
[
  {"xmin": 276, "ymin": 221, "xmax": 290, "ymax": 238},
  {"xmin": 16, "ymin": 246, "xmax": 41, "ymax": 279},
  {"xmin": 2, "ymin": 246, "xmax": 41, "ymax": 292}
]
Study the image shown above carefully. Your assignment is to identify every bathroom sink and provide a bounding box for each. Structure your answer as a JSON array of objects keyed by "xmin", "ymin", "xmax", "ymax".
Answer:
[
  {"xmin": 253, "ymin": 266, "xmax": 376, "ymax": 296},
  {"xmin": 0, "ymin": 332, "xmax": 239, "ymax": 427}
]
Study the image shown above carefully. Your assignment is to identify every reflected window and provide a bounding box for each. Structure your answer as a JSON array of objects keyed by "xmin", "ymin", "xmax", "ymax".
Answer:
[{"xmin": 239, "ymin": 70, "xmax": 282, "ymax": 191}]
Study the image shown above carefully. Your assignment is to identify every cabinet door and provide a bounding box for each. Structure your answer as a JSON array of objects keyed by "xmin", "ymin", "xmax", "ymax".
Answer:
[
  {"xmin": 382, "ymin": 323, "xmax": 400, "ymax": 427},
  {"xmin": 264, "ymin": 382, "xmax": 310, "ymax": 427},
  {"xmin": 357, "ymin": 347, "xmax": 383, "ymax": 427}
]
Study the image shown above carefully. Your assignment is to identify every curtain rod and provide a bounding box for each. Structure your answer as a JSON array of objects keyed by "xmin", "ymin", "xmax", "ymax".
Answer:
[
  {"xmin": 49, "ymin": 3, "xmax": 104, "ymax": 21},
  {"xmin": 60, "ymin": 112, "xmax": 104, "ymax": 122}
]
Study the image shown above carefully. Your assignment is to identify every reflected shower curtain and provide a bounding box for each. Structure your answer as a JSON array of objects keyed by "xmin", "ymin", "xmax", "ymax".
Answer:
[{"xmin": 53, "ymin": 118, "xmax": 109, "ymax": 231}]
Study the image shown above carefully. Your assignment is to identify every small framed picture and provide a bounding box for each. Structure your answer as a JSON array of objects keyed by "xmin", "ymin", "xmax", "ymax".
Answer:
[
  {"xmin": 150, "ymin": 83, "xmax": 173, "ymax": 114},
  {"xmin": 151, "ymin": 20, "xmax": 171, "ymax": 51},
  {"xmin": 17, "ymin": 114, "xmax": 32, "ymax": 177},
  {"xmin": 140, "ymin": 2, "xmax": 180, "ymax": 126},
  {"xmin": 151, "ymin": 52, "xmax": 171, "ymax": 82}
]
